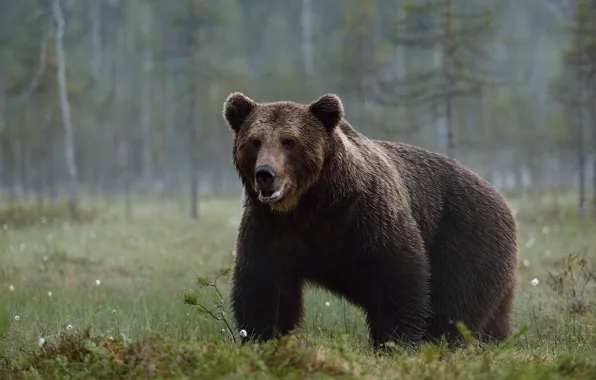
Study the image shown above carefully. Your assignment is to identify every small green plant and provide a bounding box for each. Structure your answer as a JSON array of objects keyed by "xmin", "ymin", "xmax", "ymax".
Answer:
[
  {"xmin": 456, "ymin": 321, "xmax": 478, "ymax": 347},
  {"xmin": 183, "ymin": 266, "xmax": 237, "ymax": 343},
  {"xmin": 547, "ymin": 250, "xmax": 596, "ymax": 314}
]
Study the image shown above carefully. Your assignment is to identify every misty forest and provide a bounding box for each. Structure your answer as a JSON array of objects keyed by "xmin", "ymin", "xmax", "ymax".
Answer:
[{"xmin": 1, "ymin": 0, "xmax": 596, "ymax": 379}]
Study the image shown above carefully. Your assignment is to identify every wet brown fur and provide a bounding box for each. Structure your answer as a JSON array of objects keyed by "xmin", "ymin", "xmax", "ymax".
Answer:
[{"xmin": 223, "ymin": 92, "xmax": 518, "ymax": 351}]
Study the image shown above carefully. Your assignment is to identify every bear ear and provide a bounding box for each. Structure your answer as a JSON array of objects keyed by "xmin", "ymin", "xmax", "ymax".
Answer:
[
  {"xmin": 223, "ymin": 92, "xmax": 258, "ymax": 133},
  {"xmin": 308, "ymin": 93, "xmax": 344, "ymax": 132}
]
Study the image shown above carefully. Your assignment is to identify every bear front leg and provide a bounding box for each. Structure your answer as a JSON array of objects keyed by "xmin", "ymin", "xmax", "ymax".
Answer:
[
  {"xmin": 360, "ymin": 248, "xmax": 431, "ymax": 351},
  {"xmin": 230, "ymin": 253, "xmax": 303, "ymax": 343}
]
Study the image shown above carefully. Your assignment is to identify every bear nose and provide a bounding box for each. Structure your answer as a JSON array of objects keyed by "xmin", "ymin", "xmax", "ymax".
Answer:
[{"xmin": 255, "ymin": 165, "xmax": 276, "ymax": 187}]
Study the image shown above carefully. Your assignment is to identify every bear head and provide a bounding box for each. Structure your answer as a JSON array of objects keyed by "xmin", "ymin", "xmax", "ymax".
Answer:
[{"xmin": 223, "ymin": 92, "xmax": 344, "ymax": 213}]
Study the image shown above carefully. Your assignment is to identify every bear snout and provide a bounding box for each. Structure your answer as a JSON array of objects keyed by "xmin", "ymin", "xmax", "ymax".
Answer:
[
  {"xmin": 254, "ymin": 165, "xmax": 284, "ymax": 203},
  {"xmin": 255, "ymin": 165, "xmax": 276, "ymax": 188}
]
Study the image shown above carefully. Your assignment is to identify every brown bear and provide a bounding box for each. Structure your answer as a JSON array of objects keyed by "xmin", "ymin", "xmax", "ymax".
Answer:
[{"xmin": 223, "ymin": 92, "xmax": 518, "ymax": 351}]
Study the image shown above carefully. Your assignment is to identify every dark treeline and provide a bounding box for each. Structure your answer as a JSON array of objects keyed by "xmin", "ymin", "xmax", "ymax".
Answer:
[{"xmin": 0, "ymin": 0, "xmax": 595, "ymax": 217}]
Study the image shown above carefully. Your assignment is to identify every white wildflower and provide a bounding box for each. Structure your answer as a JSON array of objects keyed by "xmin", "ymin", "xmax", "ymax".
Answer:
[
  {"xmin": 542, "ymin": 226, "xmax": 550, "ymax": 235},
  {"xmin": 48, "ymin": 291, "xmax": 52, "ymax": 297},
  {"xmin": 14, "ymin": 315, "xmax": 20, "ymax": 321},
  {"xmin": 112, "ymin": 309, "xmax": 116, "ymax": 314},
  {"xmin": 95, "ymin": 279, "xmax": 101, "ymax": 286},
  {"xmin": 38, "ymin": 337, "xmax": 45, "ymax": 347},
  {"xmin": 325, "ymin": 301, "xmax": 331, "ymax": 307},
  {"xmin": 67, "ymin": 324, "xmax": 73, "ymax": 330},
  {"xmin": 523, "ymin": 259, "xmax": 530, "ymax": 267},
  {"xmin": 9, "ymin": 285, "xmax": 14, "ymax": 291},
  {"xmin": 531, "ymin": 278, "xmax": 539, "ymax": 286},
  {"xmin": 239, "ymin": 329, "xmax": 248, "ymax": 338}
]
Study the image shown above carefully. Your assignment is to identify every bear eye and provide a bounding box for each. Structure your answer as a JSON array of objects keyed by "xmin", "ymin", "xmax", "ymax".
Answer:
[
  {"xmin": 251, "ymin": 139, "xmax": 261, "ymax": 148},
  {"xmin": 282, "ymin": 139, "xmax": 295, "ymax": 149}
]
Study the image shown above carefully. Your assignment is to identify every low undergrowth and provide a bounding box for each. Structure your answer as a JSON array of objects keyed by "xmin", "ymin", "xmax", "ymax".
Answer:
[{"xmin": 0, "ymin": 195, "xmax": 595, "ymax": 379}]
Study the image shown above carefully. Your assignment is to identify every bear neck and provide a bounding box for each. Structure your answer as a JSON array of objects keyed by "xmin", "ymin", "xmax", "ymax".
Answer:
[{"xmin": 304, "ymin": 121, "xmax": 372, "ymax": 206}]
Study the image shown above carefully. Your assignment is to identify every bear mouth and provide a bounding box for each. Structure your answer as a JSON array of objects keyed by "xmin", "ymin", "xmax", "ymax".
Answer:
[{"xmin": 258, "ymin": 189, "xmax": 282, "ymax": 203}]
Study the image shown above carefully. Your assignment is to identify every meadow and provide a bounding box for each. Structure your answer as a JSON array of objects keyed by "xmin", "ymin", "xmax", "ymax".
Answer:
[{"xmin": 0, "ymin": 192, "xmax": 595, "ymax": 379}]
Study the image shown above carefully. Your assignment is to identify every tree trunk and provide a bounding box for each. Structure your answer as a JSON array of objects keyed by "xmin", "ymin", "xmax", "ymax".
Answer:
[
  {"xmin": 188, "ymin": 44, "xmax": 199, "ymax": 220},
  {"xmin": 91, "ymin": 0, "xmax": 102, "ymax": 97},
  {"xmin": 394, "ymin": 0, "xmax": 406, "ymax": 141},
  {"xmin": 35, "ymin": 111, "xmax": 51, "ymax": 208},
  {"xmin": 577, "ymin": 103, "xmax": 586, "ymax": 219},
  {"xmin": 480, "ymin": 85, "xmax": 494, "ymax": 183},
  {"xmin": 0, "ymin": 73, "xmax": 16, "ymax": 204},
  {"xmin": 443, "ymin": 0, "xmax": 455, "ymax": 158},
  {"xmin": 576, "ymin": 22, "xmax": 586, "ymax": 219},
  {"xmin": 53, "ymin": 0, "xmax": 79, "ymax": 215},
  {"xmin": 46, "ymin": 123, "xmax": 57, "ymax": 202},
  {"xmin": 163, "ymin": 65, "xmax": 175, "ymax": 199},
  {"xmin": 432, "ymin": 43, "xmax": 448, "ymax": 155},
  {"xmin": 592, "ymin": 98, "xmax": 596, "ymax": 219},
  {"xmin": 140, "ymin": 42, "xmax": 154, "ymax": 184},
  {"xmin": 18, "ymin": 120, "xmax": 29, "ymax": 201},
  {"xmin": 301, "ymin": 0, "xmax": 314, "ymax": 76},
  {"xmin": 118, "ymin": 140, "xmax": 132, "ymax": 221},
  {"xmin": 89, "ymin": 0, "xmax": 102, "ymax": 199}
]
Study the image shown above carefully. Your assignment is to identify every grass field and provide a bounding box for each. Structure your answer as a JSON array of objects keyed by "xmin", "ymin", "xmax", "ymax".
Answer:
[{"xmin": 1, "ymin": 193, "xmax": 595, "ymax": 379}]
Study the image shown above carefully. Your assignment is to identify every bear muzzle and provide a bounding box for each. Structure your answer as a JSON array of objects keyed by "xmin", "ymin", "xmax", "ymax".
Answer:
[{"xmin": 254, "ymin": 165, "xmax": 284, "ymax": 204}]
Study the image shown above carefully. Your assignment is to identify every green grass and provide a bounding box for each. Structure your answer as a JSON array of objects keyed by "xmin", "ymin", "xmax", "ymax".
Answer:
[{"xmin": 0, "ymin": 194, "xmax": 595, "ymax": 379}]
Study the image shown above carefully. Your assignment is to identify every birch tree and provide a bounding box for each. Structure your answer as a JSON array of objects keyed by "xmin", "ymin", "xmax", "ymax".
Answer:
[{"xmin": 53, "ymin": 0, "xmax": 78, "ymax": 214}]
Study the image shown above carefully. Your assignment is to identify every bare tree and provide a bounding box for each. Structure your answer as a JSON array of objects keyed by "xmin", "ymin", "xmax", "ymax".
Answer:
[
  {"xmin": 90, "ymin": 0, "xmax": 102, "ymax": 90},
  {"xmin": 53, "ymin": 0, "xmax": 78, "ymax": 214},
  {"xmin": 301, "ymin": 0, "xmax": 314, "ymax": 76},
  {"xmin": 0, "ymin": 72, "xmax": 15, "ymax": 204},
  {"xmin": 576, "ymin": 21, "xmax": 587, "ymax": 219},
  {"xmin": 186, "ymin": 0, "xmax": 200, "ymax": 220},
  {"xmin": 140, "ymin": 45, "xmax": 154, "ymax": 185}
]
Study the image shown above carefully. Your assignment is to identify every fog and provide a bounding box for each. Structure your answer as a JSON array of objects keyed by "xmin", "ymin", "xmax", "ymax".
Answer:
[{"xmin": 0, "ymin": 0, "xmax": 594, "ymax": 218}]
